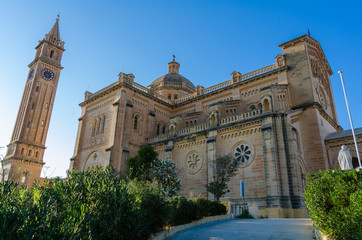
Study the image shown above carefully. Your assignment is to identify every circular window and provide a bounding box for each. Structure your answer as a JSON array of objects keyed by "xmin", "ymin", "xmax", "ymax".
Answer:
[
  {"xmin": 232, "ymin": 141, "xmax": 255, "ymax": 167},
  {"xmin": 185, "ymin": 151, "xmax": 203, "ymax": 175}
]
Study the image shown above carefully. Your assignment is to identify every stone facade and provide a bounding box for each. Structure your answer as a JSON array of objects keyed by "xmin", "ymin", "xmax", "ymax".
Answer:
[{"xmin": 69, "ymin": 35, "xmax": 345, "ymax": 218}]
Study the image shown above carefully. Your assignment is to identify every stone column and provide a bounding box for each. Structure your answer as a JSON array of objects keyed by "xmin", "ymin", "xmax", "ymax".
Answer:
[
  {"xmin": 206, "ymin": 131, "xmax": 217, "ymax": 200},
  {"xmin": 261, "ymin": 120, "xmax": 282, "ymax": 217},
  {"xmin": 105, "ymin": 99, "xmax": 120, "ymax": 169}
]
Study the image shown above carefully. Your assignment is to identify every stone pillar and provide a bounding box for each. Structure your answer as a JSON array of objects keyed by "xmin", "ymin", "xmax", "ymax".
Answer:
[
  {"xmin": 261, "ymin": 120, "xmax": 282, "ymax": 217},
  {"xmin": 148, "ymin": 110, "xmax": 155, "ymax": 138},
  {"xmin": 206, "ymin": 132, "xmax": 217, "ymax": 200},
  {"xmin": 105, "ymin": 99, "xmax": 120, "ymax": 169},
  {"xmin": 69, "ymin": 110, "xmax": 86, "ymax": 171},
  {"xmin": 165, "ymin": 141, "xmax": 174, "ymax": 161}
]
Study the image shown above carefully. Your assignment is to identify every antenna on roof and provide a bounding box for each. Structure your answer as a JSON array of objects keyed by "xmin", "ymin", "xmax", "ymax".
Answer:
[{"xmin": 308, "ymin": 29, "xmax": 311, "ymax": 37}]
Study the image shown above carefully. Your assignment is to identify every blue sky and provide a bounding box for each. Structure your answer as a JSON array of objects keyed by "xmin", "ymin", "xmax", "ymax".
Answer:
[{"xmin": 0, "ymin": 1, "xmax": 361, "ymax": 177}]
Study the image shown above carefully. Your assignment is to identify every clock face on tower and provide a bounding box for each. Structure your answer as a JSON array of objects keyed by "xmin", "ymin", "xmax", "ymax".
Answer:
[
  {"xmin": 28, "ymin": 69, "xmax": 34, "ymax": 80},
  {"xmin": 41, "ymin": 68, "xmax": 55, "ymax": 81}
]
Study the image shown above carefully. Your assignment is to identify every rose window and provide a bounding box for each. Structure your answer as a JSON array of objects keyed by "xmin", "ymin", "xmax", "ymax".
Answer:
[
  {"xmin": 185, "ymin": 151, "xmax": 203, "ymax": 174},
  {"xmin": 234, "ymin": 144, "xmax": 252, "ymax": 164}
]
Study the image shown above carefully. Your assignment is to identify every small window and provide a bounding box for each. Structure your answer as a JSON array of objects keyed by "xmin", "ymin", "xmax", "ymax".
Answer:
[
  {"xmin": 45, "ymin": 103, "xmax": 48, "ymax": 109},
  {"xmin": 21, "ymin": 148, "xmax": 24, "ymax": 155},
  {"xmin": 174, "ymin": 94, "xmax": 178, "ymax": 100},
  {"xmin": 98, "ymin": 117, "xmax": 102, "ymax": 132},
  {"xmin": 35, "ymin": 151, "xmax": 39, "ymax": 157},
  {"xmin": 27, "ymin": 121, "xmax": 31, "ymax": 128},
  {"xmin": 28, "ymin": 150, "xmax": 32, "ymax": 156},
  {"xmin": 157, "ymin": 123, "xmax": 161, "ymax": 135},
  {"xmin": 102, "ymin": 115, "xmax": 106, "ymax": 131},
  {"xmin": 134, "ymin": 115, "xmax": 139, "ymax": 130},
  {"xmin": 162, "ymin": 125, "xmax": 166, "ymax": 134},
  {"xmin": 21, "ymin": 171, "xmax": 29, "ymax": 185},
  {"xmin": 35, "ymin": 86, "xmax": 39, "ymax": 92},
  {"xmin": 168, "ymin": 94, "xmax": 171, "ymax": 100},
  {"xmin": 93, "ymin": 119, "xmax": 97, "ymax": 135},
  {"xmin": 41, "ymin": 121, "xmax": 45, "ymax": 126},
  {"xmin": 50, "ymin": 50, "xmax": 54, "ymax": 58},
  {"xmin": 31, "ymin": 103, "xmax": 35, "ymax": 109}
]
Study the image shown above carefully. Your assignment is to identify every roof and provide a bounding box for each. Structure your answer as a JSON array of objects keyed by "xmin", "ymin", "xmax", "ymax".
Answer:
[
  {"xmin": 47, "ymin": 17, "xmax": 61, "ymax": 41},
  {"xmin": 150, "ymin": 73, "xmax": 195, "ymax": 90},
  {"xmin": 325, "ymin": 127, "xmax": 362, "ymax": 141}
]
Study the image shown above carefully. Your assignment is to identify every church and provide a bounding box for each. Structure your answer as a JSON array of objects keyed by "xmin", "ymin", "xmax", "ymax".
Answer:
[
  {"xmin": 3, "ymin": 18, "xmax": 361, "ymax": 218},
  {"xmin": 69, "ymin": 33, "xmax": 342, "ymax": 218}
]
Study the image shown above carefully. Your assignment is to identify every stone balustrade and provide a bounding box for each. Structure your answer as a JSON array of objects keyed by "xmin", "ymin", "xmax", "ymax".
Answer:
[
  {"xmin": 175, "ymin": 122, "xmax": 211, "ymax": 136},
  {"xmin": 219, "ymin": 109, "xmax": 262, "ymax": 125},
  {"xmin": 147, "ymin": 109, "xmax": 262, "ymax": 143},
  {"xmin": 147, "ymin": 133, "xmax": 170, "ymax": 143}
]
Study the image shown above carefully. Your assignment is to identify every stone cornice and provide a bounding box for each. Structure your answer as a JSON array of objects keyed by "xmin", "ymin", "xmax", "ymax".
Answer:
[{"xmin": 79, "ymin": 65, "xmax": 287, "ymax": 109}]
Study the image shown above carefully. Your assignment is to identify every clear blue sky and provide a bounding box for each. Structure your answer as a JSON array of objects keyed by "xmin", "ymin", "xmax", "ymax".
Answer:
[{"xmin": 0, "ymin": 1, "xmax": 361, "ymax": 178}]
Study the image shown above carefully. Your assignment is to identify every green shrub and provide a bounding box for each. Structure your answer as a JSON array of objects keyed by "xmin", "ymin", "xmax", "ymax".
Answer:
[
  {"xmin": 0, "ymin": 167, "xmax": 166, "ymax": 240},
  {"xmin": 166, "ymin": 196, "xmax": 227, "ymax": 226},
  {"xmin": 304, "ymin": 169, "xmax": 362, "ymax": 240},
  {"xmin": 192, "ymin": 197, "xmax": 211, "ymax": 219},
  {"xmin": 236, "ymin": 208, "xmax": 254, "ymax": 219},
  {"xmin": 167, "ymin": 196, "xmax": 198, "ymax": 226},
  {"xmin": 208, "ymin": 200, "xmax": 227, "ymax": 216},
  {"xmin": 127, "ymin": 180, "xmax": 168, "ymax": 236}
]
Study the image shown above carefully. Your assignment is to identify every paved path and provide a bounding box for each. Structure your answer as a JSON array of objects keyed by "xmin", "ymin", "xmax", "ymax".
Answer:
[{"xmin": 167, "ymin": 218, "xmax": 314, "ymax": 240}]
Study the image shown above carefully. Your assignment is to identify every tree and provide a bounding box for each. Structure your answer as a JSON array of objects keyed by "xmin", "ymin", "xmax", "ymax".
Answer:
[
  {"xmin": 126, "ymin": 145, "xmax": 181, "ymax": 197},
  {"xmin": 148, "ymin": 159, "xmax": 181, "ymax": 197},
  {"xmin": 206, "ymin": 155, "xmax": 240, "ymax": 201},
  {"xmin": 126, "ymin": 145, "xmax": 158, "ymax": 181}
]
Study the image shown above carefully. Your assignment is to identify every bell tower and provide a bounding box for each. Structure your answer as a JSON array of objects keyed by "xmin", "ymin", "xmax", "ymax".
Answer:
[{"xmin": 1, "ymin": 17, "xmax": 65, "ymax": 185}]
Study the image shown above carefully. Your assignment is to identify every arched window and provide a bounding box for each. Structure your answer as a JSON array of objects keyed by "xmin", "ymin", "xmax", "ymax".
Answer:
[
  {"xmin": 98, "ymin": 117, "xmax": 102, "ymax": 132},
  {"xmin": 170, "ymin": 125, "xmax": 175, "ymax": 137},
  {"xmin": 35, "ymin": 151, "xmax": 39, "ymax": 157},
  {"xmin": 293, "ymin": 129, "xmax": 301, "ymax": 150},
  {"xmin": 162, "ymin": 125, "xmax": 166, "ymax": 134},
  {"xmin": 134, "ymin": 115, "xmax": 139, "ymax": 130},
  {"xmin": 36, "ymin": 86, "xmax": 39, "ymax": 92},
  {"xmin": 21, "ymin": 171, "xmax": 29, "ymax": 185},
  {"xmin": 157, "ymin": 123, "xmax": 161, "ymax": 135},
  {"xmin": 21, "ymin": 148, "xmax": 24, "ymax": 155},
  {"xmin": 102, "ymin": 115, "xmax": 106, "ymax": 131},
  {"xmin": 263, "ymin": 99, "xmax": 270, "ymax": 112},
  {"xmin": 92, "ymin": 119, "xmax": 97, "ymax": 135},
  {"xmin": 210, "ymin": 114, "xmax": 216, "ymax": 126},
  {"xmin": 174, "ymin": 94, "xmax": 178, "ymax": 100},
  {"xmin": 28, "ymin": 149, "xmax": 32, "ymax": 156},
  {"xmin": 50, "ymin": 50, "xmax": 54, "ymax": 58}
]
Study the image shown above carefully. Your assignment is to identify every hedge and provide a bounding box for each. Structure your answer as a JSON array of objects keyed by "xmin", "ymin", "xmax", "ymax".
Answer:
[
  {"xmin": 304, "ymin": 169, "xmax": 361, "ymax": 240},
  {"xmin": 0, "ymin": 167, "xmax": 226, "ymax": 240}
]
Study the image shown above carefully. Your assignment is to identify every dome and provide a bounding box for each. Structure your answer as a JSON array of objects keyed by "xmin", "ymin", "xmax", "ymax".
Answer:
[
  {"xmin": 151, "ymin": 73, "xmax": 195, "ymax": 90},
  {"xmin": 149, "ymin": 59, "xmax": 195, "ymax": 93}
]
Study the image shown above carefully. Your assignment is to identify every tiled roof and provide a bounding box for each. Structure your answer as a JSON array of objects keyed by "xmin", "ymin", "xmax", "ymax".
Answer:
[{"xmin": 325, "ymin": 127, "xmax": 362, "ymax": 141}]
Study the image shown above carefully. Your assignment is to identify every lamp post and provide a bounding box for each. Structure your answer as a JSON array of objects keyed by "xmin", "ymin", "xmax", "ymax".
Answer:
[{"xmin": 338, "ymin": 71, "xmax": 361, "ymax": 168}]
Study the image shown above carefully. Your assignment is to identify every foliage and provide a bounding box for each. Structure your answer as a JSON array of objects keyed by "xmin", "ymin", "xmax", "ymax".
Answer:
[
  {"xmin": 0, "ymin": 167, "xmax": 166, "ymax": 240},
  {"xmin": 148, "ymin": 159, "xmax": 181, "ymax": 197},
  {"xmin": 166, "ymin": 196, "xmax": 227, "ymax": 226},
  {"xmin": 304, "ymin": 169, "xmax": 362, "ymax": 240},
  {"xmin": 206, "ymin": 155, "xmax": 240, "ymax": 201},
  {"xmin": 127, "ymin": 180, "xmax": 168, "ymax": 235},
  {"xmin": 126, "ymin": 145, "xmax": 181, "ymax": 197},
  {"xmin": 126, "ymin": 145, "xmax": 158, "ymax": 180},
  {"xmin": 236, "ymin": 208, "xmax": 254, "ymax": 219}
]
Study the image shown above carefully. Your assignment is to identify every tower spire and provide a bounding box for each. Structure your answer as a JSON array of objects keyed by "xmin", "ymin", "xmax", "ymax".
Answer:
[{"xmin": 44, "ymin": 16, "xmax": 62, "ymax": 46}]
